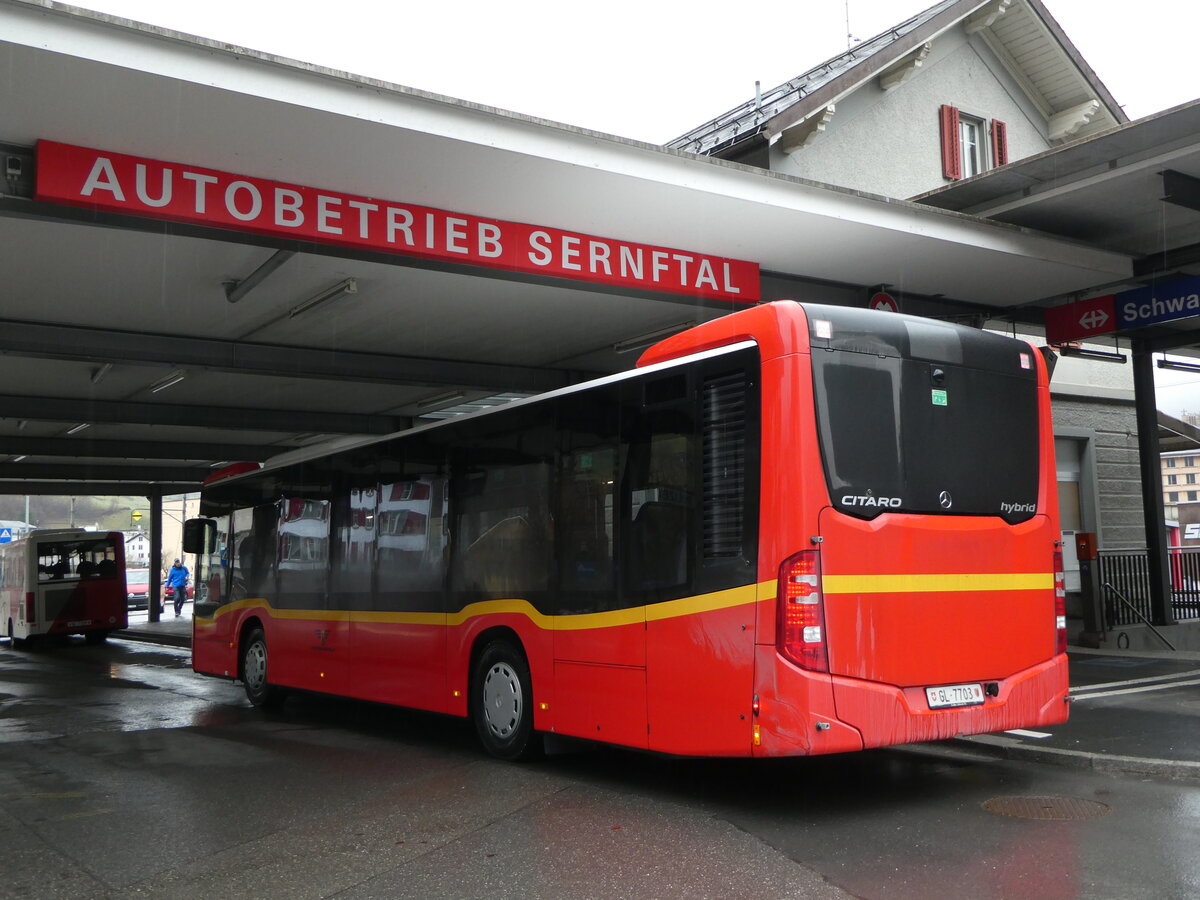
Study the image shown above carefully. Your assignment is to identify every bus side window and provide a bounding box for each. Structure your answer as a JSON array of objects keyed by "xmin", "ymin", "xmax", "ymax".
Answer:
[
  {"xmin": 557, "ymin": 447, "xmax": 617, "ymax": 612},
  {"xmin": 276, "ymin": 496, "xmax": 325, "ymax": 608},
  {"xmin": 622, "ymin": 377, "xmax": 697, "ymax": 602},
  {"xmin": 448, "ymin": 416, "xmax": 554, "ymax": 603},
  {"xmin": 555, "ymin": 385, "xmax": 620, "ymax": 615}
]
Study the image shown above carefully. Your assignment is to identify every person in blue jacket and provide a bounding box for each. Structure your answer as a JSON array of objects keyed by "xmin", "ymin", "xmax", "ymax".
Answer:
[{"xmin": 165, "ymin": 558, "xmax": 190, "ymax": 616}]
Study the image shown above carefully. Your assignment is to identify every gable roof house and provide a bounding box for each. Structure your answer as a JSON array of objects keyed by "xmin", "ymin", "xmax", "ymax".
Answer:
[
  {"xmin": 668, "ymin": 0, "xmax": 1182, "ymax": 636},
  {"xmin": 667, "ymin": 0, "xmax": 1126, "ymax": 200}
]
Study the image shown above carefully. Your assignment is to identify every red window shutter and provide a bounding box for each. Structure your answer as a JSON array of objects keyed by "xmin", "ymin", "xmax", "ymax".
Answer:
[
  {"xmin": 990, "ymin": 119, "xmax": 1009, "ymax": 167},
  {"xmin": 939, "ymin": 105, "xmax": 962, "ymax": 180}
]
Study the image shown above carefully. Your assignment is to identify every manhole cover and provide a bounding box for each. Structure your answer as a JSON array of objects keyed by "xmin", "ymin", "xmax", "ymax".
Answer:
[{"xmin": 982, "ymin": 796, "xmax": 1112, "ymax": 820}]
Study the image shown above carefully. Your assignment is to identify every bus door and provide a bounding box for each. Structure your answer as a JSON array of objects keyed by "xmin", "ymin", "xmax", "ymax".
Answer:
[
  {"xmin": 551, "ymin": 389, "xmax": 648, "ymax": 748},
  {"xmin": 358, "ymin": 464, "xmax": 449, "ymax": 712},
  {"xmin": 273, "ymin": 495, "xmax": 347, "ymax": 696},
  {"xmin": 191, "ymin": 511, "xmax": 236, "ymax": 677}
]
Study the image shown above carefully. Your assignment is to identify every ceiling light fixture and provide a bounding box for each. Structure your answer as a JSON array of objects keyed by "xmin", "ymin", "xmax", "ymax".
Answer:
[
  {"xmin": 90, "ymin": 363, "xmax": 113, "ymax": 384},
  {"xmin": 613, "ymin": 322, "xmax": 695, "ymax": 354},
  {"xmin": 1157, "ymin": 358, "xmax": 1200, "ymax": 373},
  {"xmin": 1056, "ymin": 345, "xmax": 1127, "ymax": 363},
  {"xmin": 12, "ymin": 455, "xmax": 26, "ymax": 462},
  {"xmin": 289, "ymin": 277, "xmax": 357, "ymax": 318},
  {"xmin": 224, "ymin": 249, "xmax": 297, "ymax": 304},
  {"xmin": 66, "ymin": 423, "xmax": 89, "ymax": 435},
  {"xmin": 149, "ymin": 370, "xmax": 187, "ymax": 393}
]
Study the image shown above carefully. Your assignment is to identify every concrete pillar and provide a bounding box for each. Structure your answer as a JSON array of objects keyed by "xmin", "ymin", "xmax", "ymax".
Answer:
[
  {"xmin": 1132, "ymin": 342, "xmax": 1174, "ymax": 626},
  {"xmin": 148, "ymin": 495, "xmax": 163, "ymax": 623}
]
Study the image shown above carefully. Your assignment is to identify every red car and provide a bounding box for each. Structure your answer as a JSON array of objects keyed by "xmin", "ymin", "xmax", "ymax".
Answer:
[
  {"xmin": 126, "ymin": 568, "xmax": 150, "ymax": 610},
  {"xmin": 164, "ymin": 582, "xmax": 194, "ymax": 601}
]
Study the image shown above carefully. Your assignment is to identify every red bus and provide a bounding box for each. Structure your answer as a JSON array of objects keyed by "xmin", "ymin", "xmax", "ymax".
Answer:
[
  {"xmin": 187, "ymin": 301, "xmax": 1068, "ymax": 759},
  {"xmin": 0, "ymin": 529, "xmax": 128, "ymax": 646}
]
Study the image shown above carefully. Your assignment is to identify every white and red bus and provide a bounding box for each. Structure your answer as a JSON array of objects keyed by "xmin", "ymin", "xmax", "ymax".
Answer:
[
  {"xmin": 0, "ymin": 529, "xmax": 127, "ymax": 645},
  {"xmin": 187, "ymin": 301, "xmax": 1068, "ymax": 759}
]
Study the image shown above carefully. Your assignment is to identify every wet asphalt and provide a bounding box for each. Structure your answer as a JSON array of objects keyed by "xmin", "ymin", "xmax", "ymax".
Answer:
[{"xmin": 0, "ymin": 616, "xmax": 1189, "ymax": 898}]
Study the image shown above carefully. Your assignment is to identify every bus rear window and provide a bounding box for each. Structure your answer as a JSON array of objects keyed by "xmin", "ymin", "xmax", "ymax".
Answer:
[
  {"xmin": 36, "ymin": 538, "xmax": 120, "ymax": 581},
  {"xmin": 810, "ymin": 315, "xmax": 1039, "ymax": 524}
]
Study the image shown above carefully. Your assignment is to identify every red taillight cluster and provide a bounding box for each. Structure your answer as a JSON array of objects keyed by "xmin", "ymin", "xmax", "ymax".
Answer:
[
  {"xmin": 1053, "ymin": 549, "xmax": 1067, "ymax": 655},
  {"xmin": 24, "ymin": 591, "xmax": 35, "ymax": 626},
  {"xmin": 777, "ymin": 550, "xmax": 828, "ymax": 672}
]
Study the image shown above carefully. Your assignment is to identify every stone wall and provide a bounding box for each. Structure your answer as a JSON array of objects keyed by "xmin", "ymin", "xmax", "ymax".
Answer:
[{"xmin": 1052, "ymin": 395, "xmax": 1146, "ymax": 550}]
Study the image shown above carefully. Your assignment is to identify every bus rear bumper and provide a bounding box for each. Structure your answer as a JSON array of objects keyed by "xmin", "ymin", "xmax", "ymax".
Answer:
[
  {"xmin": 754, "ymin": 647, "xmax": 1068, "ymax": 757},
  {"xmin": 831, "ymin": 655, "xmax": 1070, "ymax": 751}
]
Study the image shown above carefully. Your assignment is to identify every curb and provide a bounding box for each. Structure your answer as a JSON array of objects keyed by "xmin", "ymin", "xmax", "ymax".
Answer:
[
  {"xmin": 113, "ymin": 630, "xmax": 191, "ymax": 649},
  {"xmin": 954, "ymin": 734, "xmax": 1200, "ymax": 782}
]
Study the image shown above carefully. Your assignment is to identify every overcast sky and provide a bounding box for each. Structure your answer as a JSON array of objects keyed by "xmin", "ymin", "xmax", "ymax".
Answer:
[
  {"xmin": 61, "ymin": 0, "xmax": 1200, "ymax": 414},
  {"xmin": 66, "ymin": 0, "xmax": 1197, "ymax": 143}
]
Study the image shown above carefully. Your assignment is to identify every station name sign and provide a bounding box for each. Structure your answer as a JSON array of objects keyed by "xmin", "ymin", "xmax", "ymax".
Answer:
[
  {"xmin": 1044, "ymin": 274, "xmax": 1200, "ymax": 344},
  {"xmin": 34, "ymin": 141, "xmax": 760, "ymax": 304}
]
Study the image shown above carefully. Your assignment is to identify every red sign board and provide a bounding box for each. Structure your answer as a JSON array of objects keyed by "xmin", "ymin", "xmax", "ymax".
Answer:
[
  {"xmin": 1043, "ymin": 294, "xmax": 1116, "ymax": 344},
  {"xmin": 34, "ymin": 140, "xmax": 760, "ymax": 304},
  {"xmin": 869, "ymin": 291, "xmax": 899, "ymax": 313}
]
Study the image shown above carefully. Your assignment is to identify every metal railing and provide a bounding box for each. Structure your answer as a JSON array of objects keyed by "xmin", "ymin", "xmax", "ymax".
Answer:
[
  {"xmin": 1096, "ymin": 548, "xmax": 1200, "ymax": 626},
  {"xmin": 1101, "ymin": 582, "xmax": 1177, "ymax": 650}
]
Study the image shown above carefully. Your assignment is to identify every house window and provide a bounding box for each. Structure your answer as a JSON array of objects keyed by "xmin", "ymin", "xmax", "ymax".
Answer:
[
  {"xmin": 1190, "ymin": 491, "xmax": 1199, "ymax": 501},
  {"xmin": 960, "ymin": 115, "xmax": 985, "ymax": 177},
  {"xmin": 1188, "ymin": 474, "xmax": 1197, "ymax": 485},
  {"xmin": 940, "ymin": 106, "xmax": 1008, "ymax": 180},
  {"xmin": 1168, "ymin": 474, "xmax": 1178, "ymax": 485},
  {"xmin": 1167, "ymin": 458, "xmax": 1176, "ymax": 468},
  {"xmin": 1169, "ymin": 492, "xmax": 1179, "ymax": 501},
  {"xmin": 1188, "ymin": 456, "xmax": 1196, "ymax": 466}
]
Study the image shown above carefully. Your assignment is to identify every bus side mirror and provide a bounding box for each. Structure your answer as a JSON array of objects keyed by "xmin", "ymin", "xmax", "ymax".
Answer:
[{"xmin": 183, "ymin": 518, "xmax": 216, "ymax": 555}]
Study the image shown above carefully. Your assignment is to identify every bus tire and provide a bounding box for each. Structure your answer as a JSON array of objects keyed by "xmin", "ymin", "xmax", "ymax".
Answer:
[
  {"xmin": 471, "ymin": 639, "xmax": 542, "ymax": 761},
  {"xmin": 241, "ymin": 627, "xmax": 285, "ymax": 710},
  {"xmin": 7, "ymin": 619, "xmax": 25, "ymax": 650},
  {"xmin": 84, "ymin": 630, "xmax": 109, "ymax": 645}
]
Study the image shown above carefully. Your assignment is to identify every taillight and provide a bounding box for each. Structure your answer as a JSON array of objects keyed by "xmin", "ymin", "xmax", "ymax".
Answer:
[
  {"xmin": 24, "ymin": 591, "xmax": 35, "ymax": 625},
  {"xmin": 777, "ymin": 550, "xmax": 828, "ymax": 672},
  {"xmin": 1053, "ymin": 549, "xmax": 1067, "ymax": 655}
]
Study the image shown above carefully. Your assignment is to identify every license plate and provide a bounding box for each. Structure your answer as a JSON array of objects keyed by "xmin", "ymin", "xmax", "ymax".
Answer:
[
  {"xmin": 925, "ymin": 682, "xmax": 985, "ymax": 709},
  {"xmin": 67, "ymin": 620, "xmax": 92, "ymax": 627}
]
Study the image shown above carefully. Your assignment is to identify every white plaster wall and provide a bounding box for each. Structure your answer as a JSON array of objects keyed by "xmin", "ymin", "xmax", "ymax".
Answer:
[{"xmin": 772, "ymin": 29, "xmax": 1054, "ymax": 199}]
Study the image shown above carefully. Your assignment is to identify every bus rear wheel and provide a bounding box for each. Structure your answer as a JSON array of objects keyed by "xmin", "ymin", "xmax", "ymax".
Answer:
[
  {"xmin": 84, "ymin": 630, "xmax": 109, "ymax": 645},
  {"xmin": 471, "ymin": 640, "xmax": 541, "ymax": 761},
  {"xmin": 241, "ymin": 627, "xmax": 284, "ymax": 709},
  {"xmin": 7, "ymin": 619, "xmax": 25, "ymax": 649}
]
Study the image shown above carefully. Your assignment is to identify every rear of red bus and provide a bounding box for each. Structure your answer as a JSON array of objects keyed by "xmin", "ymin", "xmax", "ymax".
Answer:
[
  {"xmin": 761, "ymin": 302, "xmax": 1066, "ymax": 755},
  {"xmin": 644, "ymin": 301, "xmax": 1067, "ymax": 756},
  {"xmin": 30, "ymin": 531, "xmax": 128, "ymax": 641}
]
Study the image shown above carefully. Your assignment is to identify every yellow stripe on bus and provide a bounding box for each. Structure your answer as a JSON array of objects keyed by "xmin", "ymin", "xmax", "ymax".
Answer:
[
  {"xmin": 194, "ymin": 584, "xmax": 760, "ymax": 631},
  {"xmin": 822, "ymin": 572, "xmax": 1053, "ymax": 594}
]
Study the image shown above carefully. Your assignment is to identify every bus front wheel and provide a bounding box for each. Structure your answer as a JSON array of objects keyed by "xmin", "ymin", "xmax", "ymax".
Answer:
[
  {"xmin": 471, "ymin": 640, "xmax": 541, "ymax": 761},
  {"xmin": 241, "ymin": 627, "xmax": 284, "ymax": 709}
]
